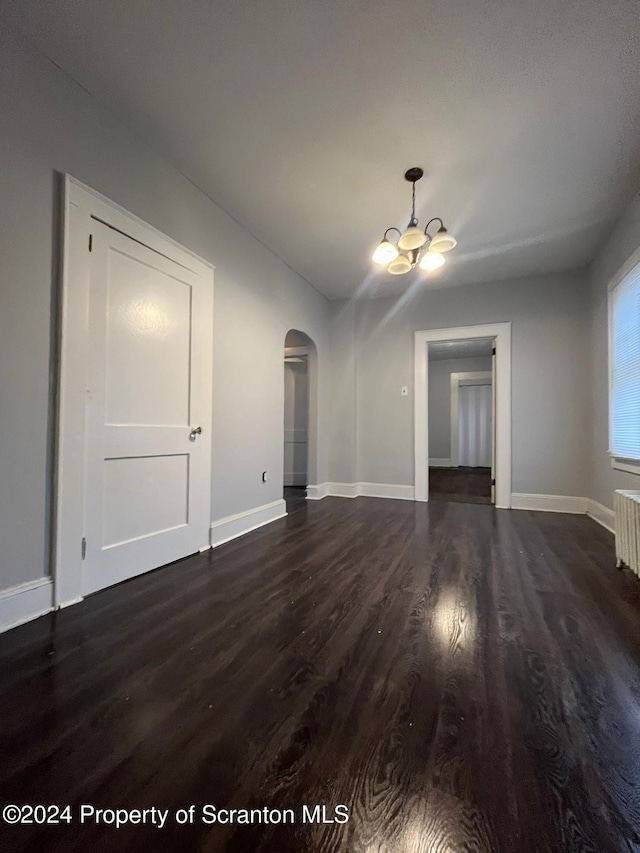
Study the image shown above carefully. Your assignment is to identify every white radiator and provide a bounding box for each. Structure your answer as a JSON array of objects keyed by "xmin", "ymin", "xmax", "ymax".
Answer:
[{"xmin": 614, "ymin": 490, "xmax": 640, "ymax": 576}]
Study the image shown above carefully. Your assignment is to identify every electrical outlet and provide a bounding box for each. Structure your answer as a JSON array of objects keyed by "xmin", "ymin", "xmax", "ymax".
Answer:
[{"xmin": 262, "ymin": 471, "xmax": 267, "ymax": 482}]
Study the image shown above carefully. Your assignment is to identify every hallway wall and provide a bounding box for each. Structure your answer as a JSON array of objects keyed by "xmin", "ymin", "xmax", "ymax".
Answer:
[
  {"xmin": 428, "ymin": 356, "xmax": 492, "ymax": 463},
  {"xmin": 0, "ymin": 24, "xmax": 330, "ymax": 593}
]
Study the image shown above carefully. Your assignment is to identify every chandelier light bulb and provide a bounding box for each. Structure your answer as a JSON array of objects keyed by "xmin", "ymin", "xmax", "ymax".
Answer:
[
  {"xmin": 372, "ymin": 240, "xmax": 399, "ymax": 265},
  {"xmin": 419, "ymin": 251, "xmax": 445, "ymax": 271},
  {"xmin": 387, "ymin": 255, "xmax": 412, "ymax": 275},
  {"xmin": 428, "ymin": 227, "xmax": 457, "ymax": 253},
  {"xmin": 398, "ymin": 225, "xmax": 427, "ymax": 251}
]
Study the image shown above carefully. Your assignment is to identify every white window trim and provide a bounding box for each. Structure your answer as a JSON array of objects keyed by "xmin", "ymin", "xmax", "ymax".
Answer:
[
  {"xmin": 611, "ymin": 458, "xmax": 640, "ymax": 476},
  {"xmin": 607, "ymin": 245, "xmax": 640, "ymax": 473}
]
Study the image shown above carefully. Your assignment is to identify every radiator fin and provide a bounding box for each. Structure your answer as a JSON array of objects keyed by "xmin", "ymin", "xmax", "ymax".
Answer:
[{"xmin": 615, "ymin": 490, "xmax": 640, "ymax": 576}]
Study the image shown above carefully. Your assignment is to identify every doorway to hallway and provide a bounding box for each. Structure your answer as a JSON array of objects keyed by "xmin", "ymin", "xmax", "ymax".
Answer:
[
  {"xmin": 427, "ymin": 337, "xmax": 494, "ymax": 506},
  {"xmin": 414, "ymin": 322, "xmax": 511, "ymax": 507}
]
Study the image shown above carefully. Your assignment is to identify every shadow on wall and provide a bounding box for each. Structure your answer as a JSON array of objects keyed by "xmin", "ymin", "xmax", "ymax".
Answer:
[{"xmin": 284, "ymin": 330, "xmax": 318, "ymax": 490}]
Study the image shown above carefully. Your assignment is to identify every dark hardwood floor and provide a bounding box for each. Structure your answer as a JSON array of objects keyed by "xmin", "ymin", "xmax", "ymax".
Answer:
[
  {"xmin": 1, "ymin": 497, "xmax": 640, "ymax": 852},
  {"xmin": 429, "ymin": 466, "xmax": 492, "ymax": 505}
]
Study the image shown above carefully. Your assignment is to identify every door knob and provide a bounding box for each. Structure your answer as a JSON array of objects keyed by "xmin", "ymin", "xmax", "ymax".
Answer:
[{"xmin": 189, "ymin": 426, "xmax": 202, "ymax": 441}]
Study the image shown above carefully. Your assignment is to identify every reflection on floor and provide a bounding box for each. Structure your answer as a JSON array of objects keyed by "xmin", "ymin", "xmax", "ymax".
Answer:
[
  {"xmin": 0, "ymin": 498, "xmax": 635, "ymax": 852},
  {"xmin": 429, "ymin": 466, "xmax": 492, "ymax": 505}
]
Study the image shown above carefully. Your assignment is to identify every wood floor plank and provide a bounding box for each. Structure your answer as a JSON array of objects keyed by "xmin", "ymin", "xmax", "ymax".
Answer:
[
  {"xmin": 0, "ymin": 497, "xmax": 639, "ymax": 852},
  {"xmin": 429, "ymin": 467, "xmax": 492, "ymax": 505}
]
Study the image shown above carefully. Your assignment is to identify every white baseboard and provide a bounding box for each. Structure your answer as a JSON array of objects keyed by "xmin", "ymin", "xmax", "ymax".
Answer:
[
  {"xmin": 306, "ymin": 483, "xmax": 329, "ymax": 500},
  {"xmin": 306, "ymin": 482, "xmax": 414, "ymax": 501},
  {"xmin": 59, "ymin": 595, "xmax": 83, "ymax": 609},
  {"xmin": 306, "ymin": 482, "xmax": 357, "ymax": 499},
  {"xmin": 327, "ymin": 482, "xmax": 359, "ymax": 498},
  {"xmin": 512, "ymin": 494, "xmax": 616, "ymax": 533},
  {"xmin": 310, "ymin": 487, "xmax": 617, "ymax": 537},
  {"xmin": 511, "ymin": 493, "xmax": 588, "ymax": 514},
  {"xmin": 511, "ymin": 494, "xmax": 616, "ymax": 534},
  {"xmin": 357, "ymin": 482, "xmax": 415, "ymax": 500},
  {"xmin": 0, "ymin": 577, "xmax": 54, "ymax": 634},
  {"xmin": 429, "ymin": 458, "xmax": 453, "ymax": 467},
  {"xmin": 586, "ymin": 499, "xmax": 616, "ymax": 533},
  {"xmin": 210, "ymin": 499, "xmax": 287, "ymax": 548}
]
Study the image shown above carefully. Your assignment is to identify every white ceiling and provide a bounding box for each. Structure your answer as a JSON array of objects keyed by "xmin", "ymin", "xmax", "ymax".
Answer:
[
  {"xmin": 428, "ymin": 338, "xmax": 494, "ymax": 360},
  {"xmin": 2, "ymin": 0, "xmax": 639, "ymax": 300}
]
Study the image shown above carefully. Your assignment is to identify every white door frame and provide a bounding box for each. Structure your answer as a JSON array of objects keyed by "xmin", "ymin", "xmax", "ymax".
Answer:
[
  {"xmin": 54, "ymin": 175, "xmax": 214, "ymax": 608},
  {"xmin": 450, "ymin": 371, "xmax": 492, "ymax": 468},
  {"xmin": 414, "ymin": 323, "xmax": 512, "ymax": 507}
]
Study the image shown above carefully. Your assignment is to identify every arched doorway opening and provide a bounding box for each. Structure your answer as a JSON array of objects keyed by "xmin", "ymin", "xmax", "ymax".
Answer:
[{"xmin": 283, "ymin": 330, "xmax": 318, "ymax": 509}]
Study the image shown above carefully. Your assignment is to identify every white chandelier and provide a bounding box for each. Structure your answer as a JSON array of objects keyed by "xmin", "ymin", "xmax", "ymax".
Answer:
[{"xmin": 371, "ymin": 167, "xmax": 457, "ymax": 275}]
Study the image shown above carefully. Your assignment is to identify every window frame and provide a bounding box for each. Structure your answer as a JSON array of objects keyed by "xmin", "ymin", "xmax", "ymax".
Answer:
[{"xmin": 608, "ymin": 246, "xmax": 640, "ymax": 475}]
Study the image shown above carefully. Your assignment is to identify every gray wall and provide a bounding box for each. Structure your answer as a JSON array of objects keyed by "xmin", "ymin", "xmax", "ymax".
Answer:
[
  {"xmin": 354, "ymin": 271, "xmax": 591, "ymax": 495},
  {"xmin": 0, "ymin": 25, "xmax": 330, "ymax": 590},
  {"xmin": 428, "ymin": 357, "xmax": 492, "ymax": 460},
  {"xmin": 589, "ymin": 194, "xmax": 640, "ymax": 509},
  {"xmin": 326, "ymin": 300, "xmax": 358, "ymax": 485}
]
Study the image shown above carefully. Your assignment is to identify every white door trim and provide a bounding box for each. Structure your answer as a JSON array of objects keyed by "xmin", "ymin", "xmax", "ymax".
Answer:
[
  {"xmin": 414, "ymin": 323, "xmax": 511, "ymax": 507},
  {"xmin": 450, "ymin": 371, "xmax": 492, "ymax": 468},
  {"xmin": 55, "ymin": 176, "xmax": 214, "ymax": 608}
]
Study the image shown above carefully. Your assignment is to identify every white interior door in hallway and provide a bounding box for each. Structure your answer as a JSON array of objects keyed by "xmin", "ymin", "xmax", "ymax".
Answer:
[
  {"xmin": 458, "ymin": 383, "xmax": 492, "ymax": 467},
  {"xmin": 83, "ymin": 219, "xmax": 213, "ymax": 595}
]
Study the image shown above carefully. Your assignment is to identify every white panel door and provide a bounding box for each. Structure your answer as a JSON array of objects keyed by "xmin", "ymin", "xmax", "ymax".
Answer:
[
  {"xmin": 458, "ymin": 383, "xmax": 492, "ymax": 468},
  {"xmin": 83, "ymin": 219, "xmax": 212, "ymax": 595}
]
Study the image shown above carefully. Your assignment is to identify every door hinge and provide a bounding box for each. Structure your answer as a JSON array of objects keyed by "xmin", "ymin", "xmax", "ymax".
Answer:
[
  {"xmin": 88, "ymin": 234, "xmax": 93, "ymax": 252},
  {"xmin": 491, "ymin": 478, "xmax": 496, "ymax": 486},
  {"xmin": 492, "ymin": 346, "xmax": 496, "ymax": 355},
  {"xmin": 81, "ymin": 537, "xmax": 87, "ymax": 559}
]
